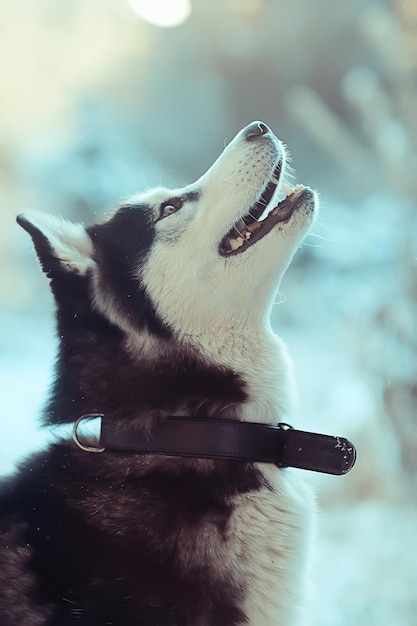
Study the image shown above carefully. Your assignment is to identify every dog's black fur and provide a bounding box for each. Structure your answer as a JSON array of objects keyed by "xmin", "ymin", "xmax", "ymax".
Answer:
[
  {"xmin": 1, "ymin": 447, "xmax": 267, "ymax": 625},
  {"xmin": 1, "ymin": 210, "xmax": 258, "ymax": 625},
  {"xmin": 1, "ymin": 123, "xmax": 317, "ymax": 625}
]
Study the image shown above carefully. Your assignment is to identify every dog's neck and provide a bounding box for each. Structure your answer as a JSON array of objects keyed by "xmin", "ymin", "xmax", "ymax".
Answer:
[
  {"xmin": 184, "ymin": 326, "xmax": 296, "ymax": 425},
  {"xmin": 46, "ymin": 318, "xmax": 294, "ymax": 427},
  {"xmin": 127, "ymin": 322, "xmax": 296, "ymax": 425}
]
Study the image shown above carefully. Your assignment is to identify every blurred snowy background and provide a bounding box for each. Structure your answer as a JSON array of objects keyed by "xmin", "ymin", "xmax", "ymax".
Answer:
[{"xmin": 0, "ymin": 0, "xmax": 416, "ymax": 623}]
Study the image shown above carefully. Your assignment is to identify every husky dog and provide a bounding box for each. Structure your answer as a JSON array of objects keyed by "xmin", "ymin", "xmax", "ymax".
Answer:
[{"xmin": 1, "ymin": 122, "xmax": 318, "ymax": 625}]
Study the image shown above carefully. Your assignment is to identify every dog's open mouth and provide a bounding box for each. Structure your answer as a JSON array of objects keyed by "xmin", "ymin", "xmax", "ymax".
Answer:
[{"xmin": 219, "ymin": 165, "xmax": 314, "ymax": 256}]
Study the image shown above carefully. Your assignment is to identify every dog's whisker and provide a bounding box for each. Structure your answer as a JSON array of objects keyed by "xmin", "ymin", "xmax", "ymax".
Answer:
[
  {"xmin": 232, "ymin": 225, "xmax": 246, "ymax": 238},
  {"xmin": 307, "ymin": 232, "xmax": 332, "ymax": 242},
  {"xmin": 302, "ymin": 241, "xmax": 326, "ymax": 249}
]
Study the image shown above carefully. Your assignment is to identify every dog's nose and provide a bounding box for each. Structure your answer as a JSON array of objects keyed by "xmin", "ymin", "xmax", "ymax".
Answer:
[{"xmin": 245, "ymin": 121, "xmax": 270, "ymax": 141}]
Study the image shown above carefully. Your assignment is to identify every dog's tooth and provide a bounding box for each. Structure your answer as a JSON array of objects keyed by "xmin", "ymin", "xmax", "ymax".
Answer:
[
  {"xmin": 229, "ymin": 238, "xmax": 242, "ymax": 251},
  {"xmin": 230, "ymin": 237, "xmax": 245, "ymax": 250},
  {"xmin": 271, "ymin": 175, "xmax": 279, "ymax": 185},
  {"xmin": 282, "ymin": 183, "xmax": 295, "ymax": 196},
  {"xmin": 224, "ymin": 228, "xmax": 254, "ymax": 255}
]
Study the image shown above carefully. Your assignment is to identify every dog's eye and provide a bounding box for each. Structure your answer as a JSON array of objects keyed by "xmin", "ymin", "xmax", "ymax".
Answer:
[{"xmin": 159, "ymin": 198, "xmax": 183, "ymax": 220}]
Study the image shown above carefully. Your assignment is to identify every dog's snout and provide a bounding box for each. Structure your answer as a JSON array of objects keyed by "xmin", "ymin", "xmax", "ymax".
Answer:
[{"xmin": 245, "ymin": 121, "xmax": 270, "ymax": 142}]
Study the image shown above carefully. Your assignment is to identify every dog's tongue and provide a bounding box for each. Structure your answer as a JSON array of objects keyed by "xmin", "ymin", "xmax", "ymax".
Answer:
[{"xmin": 221, "ymin": 184, "xmax": 310, "ymax": 255}]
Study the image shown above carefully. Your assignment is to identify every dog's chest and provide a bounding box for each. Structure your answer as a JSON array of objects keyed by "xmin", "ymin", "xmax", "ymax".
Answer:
[{"xmin": 175, "ymin": 466, "xmax": 313, "ymax": 626}]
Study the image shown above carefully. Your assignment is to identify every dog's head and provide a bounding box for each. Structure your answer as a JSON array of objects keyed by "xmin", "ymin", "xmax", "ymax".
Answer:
[
  {"xmin": 18, "ymin": 122, "xmax": 317, "ymax": 338},
  {"xmin": 18, "ymin": 122, "xmax": 318, "ymax": 424}
]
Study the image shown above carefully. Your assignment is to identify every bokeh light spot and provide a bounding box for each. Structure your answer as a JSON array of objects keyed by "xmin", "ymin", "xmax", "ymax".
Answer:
[{"xmin": 127, "ymin": 0, "xmax": 191, "ymax": 28}]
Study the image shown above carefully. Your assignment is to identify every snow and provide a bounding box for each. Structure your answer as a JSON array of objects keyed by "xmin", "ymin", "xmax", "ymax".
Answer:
[
  {"xmin": 311, "ymin": 501, "xmax": 417, "ymax": 626},
  {"xmin": 0, "ymin": 312, "xmax": 54, "ymax": 476}
]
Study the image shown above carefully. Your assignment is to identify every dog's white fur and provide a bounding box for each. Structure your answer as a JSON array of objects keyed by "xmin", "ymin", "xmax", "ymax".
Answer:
[{"xmin": 19, "ymin": 124, "xmax": 318, "ymax": 625}]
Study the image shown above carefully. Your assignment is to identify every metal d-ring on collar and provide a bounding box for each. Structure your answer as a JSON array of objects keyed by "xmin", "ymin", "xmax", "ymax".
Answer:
[{"xmin": 72, "ymin": 414, "xmax": 105, "ymax": 453}]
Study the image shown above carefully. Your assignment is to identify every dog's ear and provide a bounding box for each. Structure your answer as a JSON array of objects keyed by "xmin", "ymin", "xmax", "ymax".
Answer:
[{"xmin": 17, "ymin": 213, "xmax": 96, "ymax": 276}]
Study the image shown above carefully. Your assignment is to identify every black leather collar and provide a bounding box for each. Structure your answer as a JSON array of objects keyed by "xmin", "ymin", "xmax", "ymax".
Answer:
[{"xmin": 73, "ymin": 415, "xmax": 356, "ymax": 476}]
